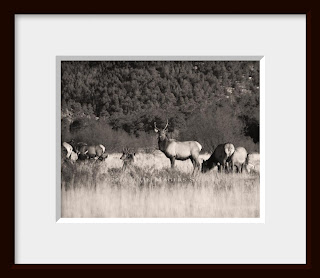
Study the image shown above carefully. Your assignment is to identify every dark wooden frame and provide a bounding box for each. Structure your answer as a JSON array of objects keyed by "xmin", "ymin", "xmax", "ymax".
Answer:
[{"xmin": 4, "ymin": 6, "xmax": 316, "ymax": 273}]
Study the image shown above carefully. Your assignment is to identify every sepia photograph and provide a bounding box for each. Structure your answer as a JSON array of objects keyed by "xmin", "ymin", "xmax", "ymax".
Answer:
[{"xmin": 60, "ymin": 59, "xmax": 261, "ymax": 218}]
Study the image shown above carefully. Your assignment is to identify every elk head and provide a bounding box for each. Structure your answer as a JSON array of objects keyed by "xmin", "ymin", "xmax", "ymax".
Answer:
[
  {"xmin": 120, "ymin": 147, "xmax": 135, "ymax": 160},
  {"xmin": 154, "ymin": 119, "xmax": 169, "ymax": 141},
  {"xmin": 201, "ymin": 160, "xmax": 209, "ymax": 173}
]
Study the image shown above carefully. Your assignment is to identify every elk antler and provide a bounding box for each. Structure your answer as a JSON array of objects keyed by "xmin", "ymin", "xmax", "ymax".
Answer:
[
  {"xmin": 154, "ymin": 122, "xmax": 159, "ymax": 132},
  {"xmin": 164, "ymin": 119, "xmax": 169, "ymax": 130}
]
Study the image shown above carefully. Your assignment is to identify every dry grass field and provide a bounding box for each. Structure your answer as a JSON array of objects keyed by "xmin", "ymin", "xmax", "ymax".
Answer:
[{"xmin": 61, "ymin": 152, "xmax": 260, "ymax": 218}]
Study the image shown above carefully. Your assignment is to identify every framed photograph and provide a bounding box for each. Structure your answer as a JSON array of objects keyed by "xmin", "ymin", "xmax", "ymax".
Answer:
[{"xmin": 12, "ymin": 13, "xmax": 309, "ymax": 268}]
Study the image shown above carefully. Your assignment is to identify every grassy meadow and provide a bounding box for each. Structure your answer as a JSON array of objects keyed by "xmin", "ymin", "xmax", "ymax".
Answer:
[{"xmin": 61, "ymin": 152, "xmax": 260, "ymax": 218}]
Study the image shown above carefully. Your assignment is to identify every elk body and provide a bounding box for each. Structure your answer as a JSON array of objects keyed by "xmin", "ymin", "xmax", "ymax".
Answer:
[
  {"xmin": 69, "ymin": 151, "xmax": 78, "ymax": 164},
  {"xmin": 67, "ymin": 139, "xmax": 77, "ymax": 152},
  {"xmin": 64, "ymin": 140, "xmax": 107, "ymax": 162},
  {"xmin": 75, "ymin": 142, "xmax": 87, "ymax": 153},
  {"xmin": 227, "ymin": 147, "xmax": 247, "ymax": 173},
  {"xmin": 78, "ymin": 146, "xmax": 89, "ymax": 160},
  {"xmin": 245, "ymin": 153, "xmax": 260, "ymax": 173},
  {"xmin": 65, "ymin": 140, "xmax": 87, "ymax": 156},
  {"xmin": 154, "ymin": 120, "xmax": 202, "ymax": 171},
  {"xmin": 87, "ymin": 145, "xmax": 105, "ymax": 159},
  {"xmin": 202, "ymin": 143, "xmax": 235, "ymax": 173},
  {"xmin": 120, "ymin": 148, "xmax": 135, "ymax": 170},
  {"xmin": 78, "ymin": 144, "xmax": 106, "ymax": 160},
  {"xmin": 62, "ymin": 142, "xmax": 73, "ymax": 158}
]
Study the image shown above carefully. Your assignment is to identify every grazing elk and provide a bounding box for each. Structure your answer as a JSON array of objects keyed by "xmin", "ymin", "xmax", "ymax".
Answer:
[
  {"xmin": 98, "ymin": 152, "xmax": 109, "ymax": 161},
  {"xmin": 62, "ymin": 142, "xmax": 73, "ymax": 158},
  {"xmin": 69, "ymin": 151, "xmax": 78, "ymax": 164},
  {"xmin": 78, "ymin": 152, "xmax": 89, "ymax": 160},
  {"xmin": 66, "ymin": 139, "xmax": 88, "ymax": 154},
  {"xmin": 77, "ymin": 145, "xmax": 89, "ymax": 160},
  {"xmin": 245, "ymin": 153, "xmax": 260, "ymax": 173},
  {"xmin": 79, "ymin": 144, "xmax": 106, "ymax": 160},
  {"xmin": 227, "ymin": 147, "xmax": 248, "ymax": 173},
  {"xmin": 154, "ymin": 120, "xmax": 202, "ymax": 171},
  {"xmin": 202, "ymin": 143, "xmax": 235, "ymax": 173},
  {"xmin": 67, "ymin": 139, "xmax": 82, "ymax": 154},
  {"xmin": 120, "ymin": 147, "xmax": 135, "ymax": 170},
  {"xmin": 75, "ymin": 142, "xmax": 87, "ymax": 154}
]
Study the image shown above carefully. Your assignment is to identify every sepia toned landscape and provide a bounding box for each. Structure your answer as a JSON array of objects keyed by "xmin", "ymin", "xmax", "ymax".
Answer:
[{"xmin": 61, "ymin": 60, "xmax": 260, "ymax": 218}]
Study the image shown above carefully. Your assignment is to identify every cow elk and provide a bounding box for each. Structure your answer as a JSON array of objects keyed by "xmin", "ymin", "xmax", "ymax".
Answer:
[
  {"xmin": 69, "ymin": 151, "xmax": 78, "ymax": 164},
  {"xmin": 202, "ymin": 143, "xmax": 235, "ymax": 173},
  {"xmin": 245, "ymin": 153, "xmax": 260, "ymax": 173},
  {"xmin": 227, "ymin": 147, "xmax": 248, "ymax": 173},
  {"xmin": 75, "ymin": 142, "xmax": 87, "ymax": 154},
  {"xmin": 78, "ymin": 144, "xmax": 107, "ymax": 161},
  {"xmin": 120, "ymin": 147, "xmax": 135, "ymax": 170},
  {"xmin": 62, "ymin": 142, "xmax": 73, "ymax": 158}
]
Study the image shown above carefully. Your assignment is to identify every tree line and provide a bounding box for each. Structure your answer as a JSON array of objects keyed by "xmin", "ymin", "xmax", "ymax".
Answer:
[{"xmin": 61, "ymin": 61, "xmax": 260, "ymax": 153}]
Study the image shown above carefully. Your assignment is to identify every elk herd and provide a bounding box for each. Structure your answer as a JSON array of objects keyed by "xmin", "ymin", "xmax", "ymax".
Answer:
[
  {"xmin": 62, "ymin": 140, "xmax": 108, "ymax": 163},
  {"xmin": 201, "ymin": 144, "xmax": 259, "ymax": 174},
  {"xmin": 62, "ymin": 140, "xmax": 135, "ymax": 170},
  {"xmin": 62, "ymin": 120, "xmax": 260, "ymax": 174},
  {"xmin": 154, "ymin": 119, "xmax": 259, "ymax": 174}
]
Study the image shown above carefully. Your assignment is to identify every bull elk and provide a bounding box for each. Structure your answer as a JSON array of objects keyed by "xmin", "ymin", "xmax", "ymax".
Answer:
[{"xmin": 154, "ymin": 120, "xmax": 202, "ymax": 171}]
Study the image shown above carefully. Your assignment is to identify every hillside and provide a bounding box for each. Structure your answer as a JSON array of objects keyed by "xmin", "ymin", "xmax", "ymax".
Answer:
[{"xmin": 61, "ymin": 61, "xmax": 260, "ymax": 152}]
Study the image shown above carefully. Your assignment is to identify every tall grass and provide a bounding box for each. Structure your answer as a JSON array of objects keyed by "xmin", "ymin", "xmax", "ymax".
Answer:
[{"xmin": 61, "ymin": 153, "xmax": 260, "ymax": 218}]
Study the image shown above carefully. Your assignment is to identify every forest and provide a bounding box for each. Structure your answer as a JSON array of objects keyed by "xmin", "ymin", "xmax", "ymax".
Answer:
[{"xmin": 61, "ymin": 61, "xmax": 260, "ymax": 153}]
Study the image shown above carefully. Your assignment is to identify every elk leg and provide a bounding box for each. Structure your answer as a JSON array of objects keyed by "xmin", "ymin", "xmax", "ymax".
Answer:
[
  {"xmin": 220, "ymin": 163, "xmax": 224, "ymax": 173},
  {"xmin": 189, "ymin": 157, "xmax": 195, "ymax": 174},
  {"xmin": 170, "ymin": 157, "xmax": 176, "ymax": 168},
  {"xmin": 222, "ymin": 162, "xmax": 227, "ymax": 173},
  {"xmin": 190, "ymin": 157, "xmax": 195, "ymax": 168},
  {"xmin": 227, "ymin": 162, "xmax": 232, "ymax": 173},
  {"xmin": 194, "ymin": 157, "xmax": 201, "ymax": 171},
  {"xmin": 233, "ymin": 163, "xmax": 237, "ymax": 173}
]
